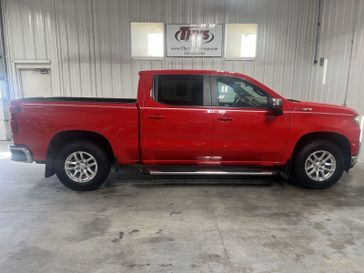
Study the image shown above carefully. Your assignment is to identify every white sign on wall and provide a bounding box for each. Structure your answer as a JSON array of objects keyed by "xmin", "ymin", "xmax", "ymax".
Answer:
[{"xmin": 166, "ymin": 24, "xmax": 223, "ymax": 57}]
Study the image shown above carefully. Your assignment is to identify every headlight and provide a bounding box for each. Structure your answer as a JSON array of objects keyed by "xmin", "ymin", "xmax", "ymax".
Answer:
[{"xmin": 354, "ymin": 115, "xmax": 361, "ymax": 126}]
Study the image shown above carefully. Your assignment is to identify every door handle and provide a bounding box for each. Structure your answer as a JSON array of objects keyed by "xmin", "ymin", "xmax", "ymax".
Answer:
[
  {"xmin": 218, "ymin": 115, "xmax": 232, "ymax": 122},
  {"xmin": 148, "ymin": 114, "xmax": 165, "ymax": 120},
  {"xmin": 266, "ymin": 114, "xmax": 276, "ymax": 120}
]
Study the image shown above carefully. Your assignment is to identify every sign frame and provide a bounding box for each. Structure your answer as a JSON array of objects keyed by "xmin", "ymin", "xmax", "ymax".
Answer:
[{"xmin": 166, "ymin": 24, "xmax": 224, "ymax": 58}]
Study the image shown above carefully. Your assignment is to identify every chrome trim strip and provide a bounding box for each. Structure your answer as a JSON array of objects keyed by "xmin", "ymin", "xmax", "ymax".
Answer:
[
  {"xmin": 9, "ymin": 145, "xmax": 33, "ymax": 163},
  {"xmin": 149, "ymin": 170, "xmax": 275, "ymax": 176},
  {"xmin": 286, "ymin": 111, "xmax": 353, "ymax": 116}
]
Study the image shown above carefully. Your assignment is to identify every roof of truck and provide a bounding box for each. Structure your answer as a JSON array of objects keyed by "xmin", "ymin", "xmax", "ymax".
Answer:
[{"xmin": 139, "ymin": 69, "xmax": 228, "ymax": 75}]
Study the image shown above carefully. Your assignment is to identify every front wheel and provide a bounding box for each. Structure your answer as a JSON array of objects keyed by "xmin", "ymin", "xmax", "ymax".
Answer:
[
  {"xmin": 54, "ymin": 141, "xmax": 111, "ymax": 191},
  {"xmin": 293, "ymin": 140, "xmax": 345, "ymax": 189}
]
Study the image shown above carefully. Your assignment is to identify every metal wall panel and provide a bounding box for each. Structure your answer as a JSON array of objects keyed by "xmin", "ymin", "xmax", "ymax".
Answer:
[
  {"xmin": 312, "ymin": 0, "xmax": 357, "ymax": 105},
  {"xmin": 346, "ymin": 0, "xmax": 364, "ymax": 115},
  {"xmin": 1, "ymin": 0, "xmax": 364, "ymax": 113}
]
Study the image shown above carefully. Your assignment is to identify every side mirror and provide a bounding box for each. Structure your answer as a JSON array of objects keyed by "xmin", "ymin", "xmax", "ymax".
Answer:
[{"xmin": 270, "ymin": 98, "xmax": 283, "ymax": 114}]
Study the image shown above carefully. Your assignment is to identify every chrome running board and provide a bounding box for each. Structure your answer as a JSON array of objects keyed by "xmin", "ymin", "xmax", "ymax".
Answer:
[{"xmin": 148, "ymin": 170, "xmax": 276, "ymax": 176}]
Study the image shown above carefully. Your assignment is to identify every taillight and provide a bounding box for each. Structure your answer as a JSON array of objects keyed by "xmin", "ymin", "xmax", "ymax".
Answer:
[
  {"xmin": 9, "ymin": 103, "xmax": 21, "ymax": 134},
  {"xmin": 9, "ymin": 104, "xmax": 21, "ymax": 116},
  {"xmin": 10, "ymin": 119, "xmax": 18, "ymax": 133}
]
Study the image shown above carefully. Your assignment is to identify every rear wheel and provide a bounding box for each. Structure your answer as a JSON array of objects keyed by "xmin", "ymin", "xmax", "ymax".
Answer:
[
  {"xmin": 54, "ymin": 141, "xmax": 111, "ymax": 191},
  {"xmin": 293, "ymin": 140, "xmax": 345, "ymax": 189}
]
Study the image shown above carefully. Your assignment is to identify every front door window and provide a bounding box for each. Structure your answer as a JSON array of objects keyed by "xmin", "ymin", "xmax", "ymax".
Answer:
[{"xmin": 216, "ymin": 77, "xmax": 269, "ymax": 108}]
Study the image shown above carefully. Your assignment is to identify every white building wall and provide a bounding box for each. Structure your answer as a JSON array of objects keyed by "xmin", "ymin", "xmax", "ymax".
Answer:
[
  {"xmin": 2, "ymin": 0, "xmax": 363, "ymax": 104},
  {"xmin": 1, "ymin": 0, "xmax": 364, "ymax": 160}
]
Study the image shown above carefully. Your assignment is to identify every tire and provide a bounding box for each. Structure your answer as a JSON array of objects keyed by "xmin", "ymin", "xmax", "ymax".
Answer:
[
  {"xmin": 293, "ymin": 140, "xmax": 345, "ymax": 189},
  {"xmin": 54, "ymin": 140, "xmax": 111, "ymax": 191}
]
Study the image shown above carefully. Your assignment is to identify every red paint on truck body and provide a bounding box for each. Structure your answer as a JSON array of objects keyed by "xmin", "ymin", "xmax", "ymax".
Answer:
[{"xmin": 10, "ymin": 70, "xmax": 361, "ymax": 168}]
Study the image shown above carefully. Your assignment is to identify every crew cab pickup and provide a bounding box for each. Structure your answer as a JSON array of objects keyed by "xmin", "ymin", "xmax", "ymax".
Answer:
[{"xmin": 9, "ymin": 70, "xmax": 361, "ymax": 190}]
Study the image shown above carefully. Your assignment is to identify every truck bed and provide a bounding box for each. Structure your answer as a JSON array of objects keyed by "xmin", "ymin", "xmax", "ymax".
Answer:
[{"xmin": 11, "ymin": 96, "xmax": 139, "ymax": 163}]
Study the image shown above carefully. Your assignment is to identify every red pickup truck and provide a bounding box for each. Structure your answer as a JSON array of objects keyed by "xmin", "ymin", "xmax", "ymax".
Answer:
[{"xmin": 9, "ymin": 70, "xmax": 361, "ymax": 191}]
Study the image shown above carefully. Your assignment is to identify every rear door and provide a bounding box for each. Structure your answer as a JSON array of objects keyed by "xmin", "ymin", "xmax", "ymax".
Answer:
[
  {"xmin": 211, "ymin": 76, "xmax": 290, "ymax": 165},
  {"xmin": 140, "ymin": 74, "xmax": 213, "ymax": 165}
]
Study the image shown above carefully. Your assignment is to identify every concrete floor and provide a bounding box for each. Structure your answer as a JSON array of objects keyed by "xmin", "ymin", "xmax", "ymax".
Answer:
[{"xmin": 0, "ymin": 141, "xmax": 363, "ymax": 273}]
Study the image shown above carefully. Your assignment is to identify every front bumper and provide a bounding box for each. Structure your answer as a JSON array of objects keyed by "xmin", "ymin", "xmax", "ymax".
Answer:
[
  {"xmin": 9, "ymin": 145, "xmax": 33, "ymax": 163},
  {"xmin": 351, "ymin": 156, "xmax": 358, "ymax": 167}
]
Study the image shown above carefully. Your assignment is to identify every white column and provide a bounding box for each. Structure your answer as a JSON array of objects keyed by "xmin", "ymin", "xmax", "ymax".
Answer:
[
  {"xmin": 0, "ymin": 100, "xmax": 7, "ymax": 140},
  {"xmin": 359, "ymin": 116, "xmax": 364, "ymax": 163}
]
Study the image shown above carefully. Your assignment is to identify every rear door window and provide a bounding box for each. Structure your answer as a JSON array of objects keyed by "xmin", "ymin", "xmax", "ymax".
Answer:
[{"xmin": 154, "ymin": 75, "xmax": 204, "ymax": 106}]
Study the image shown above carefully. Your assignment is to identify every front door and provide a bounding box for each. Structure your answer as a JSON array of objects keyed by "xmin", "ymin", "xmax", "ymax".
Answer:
[
  {"xmin": 211, "ymin": 76, "xmax": 290, "ymax": 166},
  {"xmin": 140, "ymin": 74, "xmax": 213, "ymax": 165}
]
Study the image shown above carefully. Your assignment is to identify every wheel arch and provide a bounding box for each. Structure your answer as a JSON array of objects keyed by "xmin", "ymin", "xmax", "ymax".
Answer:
[
  {"xmin": 45, "ymin": 130, "xmax": 115, "ymax": 177},
  {"xmin": 291, "ymin": 132, "xmax": 351, "ymax": 171}
]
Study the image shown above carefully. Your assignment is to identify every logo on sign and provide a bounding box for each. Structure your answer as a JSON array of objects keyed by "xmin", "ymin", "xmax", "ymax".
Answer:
[{"xmin": 174, "ymin": 26, "xmax": 215, "ymax": 44}]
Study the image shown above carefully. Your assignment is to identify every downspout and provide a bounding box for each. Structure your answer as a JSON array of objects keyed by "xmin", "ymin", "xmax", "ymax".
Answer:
[
  {"xmin": 313, "ymin": 0, "xmax": 323, "ymax": 64},
  {"xmin": 343, "ymin": 0, "xmax": 359, "ymax": 106}
]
